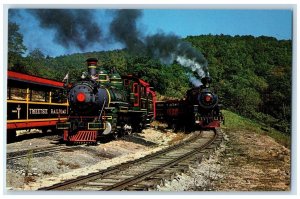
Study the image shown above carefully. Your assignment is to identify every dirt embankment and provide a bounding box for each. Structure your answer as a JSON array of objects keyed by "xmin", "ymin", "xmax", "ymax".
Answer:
[
  {"xmin": 157, "ymin": 128, "xmax": 290, "ymax": 191},
  {"xmin": 213, "ymin": 128, "xmax": 290, "ymax": 191}
]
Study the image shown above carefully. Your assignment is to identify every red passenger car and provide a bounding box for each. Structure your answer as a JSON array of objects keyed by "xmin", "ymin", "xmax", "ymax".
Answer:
[{"xmin": 7, "ymin": 71, "xmax": 68, "ymax": 142}]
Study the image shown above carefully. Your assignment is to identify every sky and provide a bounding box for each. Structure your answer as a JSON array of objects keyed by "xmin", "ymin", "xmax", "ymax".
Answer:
[
  {"xmin": 8, "ymin": 9, "xmax": 292, "ymax": 57},
  {"xmin": 142, "ymin": 10, "xmax": 292, "ymax": 39}
]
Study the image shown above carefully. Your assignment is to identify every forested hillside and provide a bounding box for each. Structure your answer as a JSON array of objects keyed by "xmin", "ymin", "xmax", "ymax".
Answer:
[
  {"xmin": 8, "ymin": 22, "xmax": 292, "ymax": 134},
  {"xmin": 186, "ymin": 35, "xmax": 291, "ymax": 134}
]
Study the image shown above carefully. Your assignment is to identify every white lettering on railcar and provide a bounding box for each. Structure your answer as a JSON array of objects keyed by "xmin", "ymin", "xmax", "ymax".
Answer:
[
  {"xmin": 29, "ymin": 109, "xmax": 48, "ymax": 114},
  {"xmin": 50, "ymin": 109, "xmax": 67, "ymax": 114},
  {"xmin": 12, "ymin": 105, "xmax": 22, "ymax": 119},
  {"xmin": 17, "ymin": 105, "xmax": 21, "ymax": 119}
]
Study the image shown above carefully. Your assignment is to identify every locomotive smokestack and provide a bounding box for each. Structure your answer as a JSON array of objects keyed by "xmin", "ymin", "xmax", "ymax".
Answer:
[
  {"xmin": 201, "ymin": 77, "xmax": 212, "ymax": 88},
  {"xmin": 86, "ymin": 58, "xmax": 98, "ymax": 76}
]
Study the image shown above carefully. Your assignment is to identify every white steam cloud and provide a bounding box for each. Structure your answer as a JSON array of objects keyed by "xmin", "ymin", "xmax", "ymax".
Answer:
[
  {"xmin": 176, "ymin": 55, "xmax": 207, "ymax": 87},
  {"xmin": 188, "ymin": 74, "xmax": 202, "ymax": 87}
]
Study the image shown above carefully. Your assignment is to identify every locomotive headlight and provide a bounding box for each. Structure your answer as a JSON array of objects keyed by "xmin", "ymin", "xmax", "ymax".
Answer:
[
  {"xmin": 76, "ymin": 92, "xmax": 86, "ymax": 102},
  {"xmin": 204, "ymin": 95, "xmax": 212, "ymax": 102},
  {"xmin": 198, "ymin": 91, "xmax": 218, "ymax": 109}
]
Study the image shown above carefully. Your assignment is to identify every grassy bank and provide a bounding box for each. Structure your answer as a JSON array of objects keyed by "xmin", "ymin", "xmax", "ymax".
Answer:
[{"xmin": 221, "ymin": 110, "xmax": 291, "ymax": 148}]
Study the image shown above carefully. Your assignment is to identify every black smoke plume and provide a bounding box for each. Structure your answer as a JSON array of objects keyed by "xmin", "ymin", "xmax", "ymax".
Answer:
[
  {"xmin": 19, "ymin": 9, "xmax": 208, "ymax": 84},
  {"xmin": 109, "ymin": 9, "xmax": 209, "ymax": 83},
  {"xmin": 29, "ymin": 9, "xmax": 102, "ymax": 50},
  {"xmin": 109, "ymin": 9, "xmax": 144, "ymax": 53}
]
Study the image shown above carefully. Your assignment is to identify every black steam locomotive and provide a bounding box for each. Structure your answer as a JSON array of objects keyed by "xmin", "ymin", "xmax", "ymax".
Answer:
[
  {"xmin": 57, "ymin": 58, "xmax": 156, "ymax": 143},
  {"xmin": 156, "ymin": 77, "xmax": 224, "ymax": 130}
]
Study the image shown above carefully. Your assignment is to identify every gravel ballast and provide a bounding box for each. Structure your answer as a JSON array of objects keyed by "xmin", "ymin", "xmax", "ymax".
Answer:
[{"xmin": 6, "ymin": 128, "xmax": 191, "ymax": 191}]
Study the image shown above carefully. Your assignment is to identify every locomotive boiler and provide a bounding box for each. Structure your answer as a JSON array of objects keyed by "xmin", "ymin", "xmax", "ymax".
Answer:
[{"xmin": 57, "ymin": 58, "xmax": 156, "ymax": 143}]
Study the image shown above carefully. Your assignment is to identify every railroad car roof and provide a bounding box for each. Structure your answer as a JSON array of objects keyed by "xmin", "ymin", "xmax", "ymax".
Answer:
[
  {"xmin": 8, "ymin": 71, "xmax": 64, "ymax": 88},
  {"xmin": 121, "ymin": 75, "xmax": 150, "ymax": 87}
]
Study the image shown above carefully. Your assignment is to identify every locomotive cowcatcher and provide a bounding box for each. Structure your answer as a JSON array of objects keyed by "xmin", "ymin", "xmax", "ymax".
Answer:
[{"xmin": 56, "ymin": 58, "xmax": 156, "ymax": 143}]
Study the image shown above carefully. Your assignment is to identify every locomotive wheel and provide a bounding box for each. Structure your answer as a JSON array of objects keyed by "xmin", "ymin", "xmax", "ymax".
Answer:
[
  {"xmin": 171, "ymin": 123, "xmax": 177, "ymax": 132},
  {"xmin": 127, "ymin": 129, "xmax": 132, "ymax": 135},
  {"xmin": 125, "ymin": 126, "xmax": 132, "ymax": 135},
  {"xmin": 122, "ymin": 124, "xmax": 132, "ymax": 135},
  {"xmin": 133, "ymin": 125, "xmax": 143, "ymax": 133},
  {"xmin": 113, "ymin": 132, "xmax": 119, "ymax": 140},
  {"xmin": 167, "ymin": 122, "xmax": 177, "ymax": 131}
]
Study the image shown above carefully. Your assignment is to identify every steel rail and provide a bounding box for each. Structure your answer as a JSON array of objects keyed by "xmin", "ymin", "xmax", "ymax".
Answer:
[
  {"xmin": 102, "ymin": 130, "xmax": 218, "ymax": 191},
  {"xmin": 39, "ymin": 129, "xmax": 222, "ymax": 191},
  {"xmin": 38, "ymin": 131, "xmax": 203, "ymax": 191},
  {"xmin": 7, "ymin": 145, "xmax": 75, "ymax": 161}
]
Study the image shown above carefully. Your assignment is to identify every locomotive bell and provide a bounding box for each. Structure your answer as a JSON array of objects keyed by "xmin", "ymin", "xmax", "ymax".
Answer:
[{"xmin": 86, "ymin": 58, "xmax": 98, "ymax": 76}]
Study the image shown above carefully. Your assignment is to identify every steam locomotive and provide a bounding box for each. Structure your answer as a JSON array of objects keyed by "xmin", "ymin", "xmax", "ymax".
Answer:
[
  {"xmin": 155, "ymin": 77, "xmax": 224, "ymax": 130},
  {"xmin": 57, "ymin": 58, "xmax": 156, "ymax": 143}
]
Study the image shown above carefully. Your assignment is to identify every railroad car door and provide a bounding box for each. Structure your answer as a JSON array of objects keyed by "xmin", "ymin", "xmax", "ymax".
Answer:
[{"xmin": 132, "ymin": 82, "xmax": 139, "ymax": 107}]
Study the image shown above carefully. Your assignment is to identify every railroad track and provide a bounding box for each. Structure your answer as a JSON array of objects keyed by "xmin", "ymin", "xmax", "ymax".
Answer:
[
  {"xmin": 7, "ymin": 145, "xmax": 79, "ymax": 161},
  {"xmin": 39, "ymin": 129, "xmax": 223, "ymax": 191}
]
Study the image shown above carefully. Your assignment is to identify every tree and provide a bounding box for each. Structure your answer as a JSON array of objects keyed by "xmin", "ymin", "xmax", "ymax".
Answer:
[
  {"xmin": 28, "ymin": 48, "xmax": 45, "ymax": 60},
  {"xmin": 8, "ymin": 22, "xmax": 27, "ymax": 69}
]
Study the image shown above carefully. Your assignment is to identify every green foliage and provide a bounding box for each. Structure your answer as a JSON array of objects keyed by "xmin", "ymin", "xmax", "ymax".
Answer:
[
  {"xmin": 28, "ymin": 48, "xmax": 45, "ymax": 60},
  {"xmin": 8, "ymin": 22, "xmax": 27, "ymax": 70}
]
